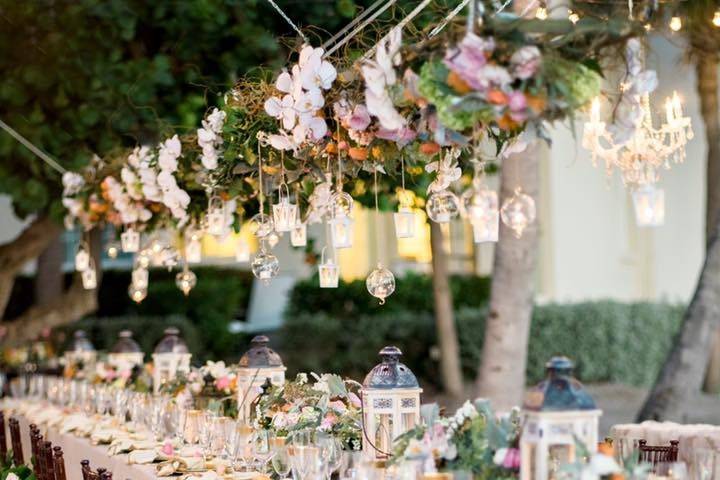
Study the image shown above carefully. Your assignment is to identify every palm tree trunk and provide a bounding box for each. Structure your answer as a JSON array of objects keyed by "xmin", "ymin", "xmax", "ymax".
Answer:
[
  {"xmin": 475, "ymin": 141, "xmax": 540, "ymax": 412},
  {"xmin": 638, "ymin": 214, "xmax": 720, "ymax": 421},
  {"xmin": 429, "ymin": 221, "xmax": 464, "ymax": 399},
  {"xmin": 694, "ymin": 54, "xmax": 720, "ymax": 393}
]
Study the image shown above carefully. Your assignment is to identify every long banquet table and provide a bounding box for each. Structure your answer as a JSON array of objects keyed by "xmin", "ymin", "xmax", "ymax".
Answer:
[{"xmin": 7, "ymin": 412, "xmax": 158, "ymax": 480}]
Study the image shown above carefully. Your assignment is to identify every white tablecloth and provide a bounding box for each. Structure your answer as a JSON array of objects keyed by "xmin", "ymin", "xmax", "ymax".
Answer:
[{"xmin": 7, "ymin": 414, "xmax": 156, "ymax": 480}]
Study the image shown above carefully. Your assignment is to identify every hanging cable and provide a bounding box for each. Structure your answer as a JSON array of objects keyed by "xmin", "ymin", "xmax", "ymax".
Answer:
[
  {"xmin": 0, "ymin": 119, "xmax": 66, "ymax": 174},
  {"xmin": 264, "ymin": 0, "xmax": 309, "ymax": 43}
]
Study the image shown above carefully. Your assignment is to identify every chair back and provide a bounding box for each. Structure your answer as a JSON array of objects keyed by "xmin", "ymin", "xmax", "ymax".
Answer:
[
  {"xmin": 52, "ymin": 446, "xmax": 66, "ymax": 480},
  {"xmin": 638, "ymin": 439, "xmax": 680, "ymax": 465},
  {"xmin": 80, "ymin": 460, "xmax": 92, "ymax": 480},
  {"xmin": 0, "ymin": 411, "xmax": 7, "ymax": 459},
  {"xmin": 8, "ymin": 418, "xmax": 23, "ymax": 465},
  {"xmin": 41, "ymin": 441, "xmax": 54, "ymax": 480},
  {"xmin": 32, "ymin": 433, "xmax": 43, "ymax": 479},
  {"xmin": 98, "ymin": 472, "xmax": 112, "ymax": 480}
]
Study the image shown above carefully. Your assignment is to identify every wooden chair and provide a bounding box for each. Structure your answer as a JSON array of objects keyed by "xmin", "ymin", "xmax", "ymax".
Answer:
[
  {"xmin": 8, "ymin": 418, "xmax": 23, "ymax": 465},
  {"xmin": 41, "ymin": 441, "xmax": 55, "ymax": 480},
  {"xmin": 52, "ymin": 447, "xmax": 66, "ymax": 480},
  {"xmin": 31, "ymin": 432, "xmax": 43, "ymax": 479},
  {"xmin": 98, "ymin": 472, "xmax": 112, "ymax": 480},
  {"xmin": 638, "ymin": 439, "xmax": 679, "ymax": 465},
  {"xmin": 0, "ymin": 411, "xmax": 7, "ymax": 460},
  {"xmin": 80, "ymin": 460, "xmax": 93, "ymax": 480}
]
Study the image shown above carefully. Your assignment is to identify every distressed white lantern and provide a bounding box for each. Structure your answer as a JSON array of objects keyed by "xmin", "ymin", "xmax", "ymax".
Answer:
[
  {"xmin": 63, "ymin": 330, "xmax": 97, "ymax": 377},
  {"xmin": 236, "ymin": 335, "xmax": 286, "ymax": 423},
  {"xmin": 272, "ymin": 184, "xmax": 298, "ymax": 233},
  {"xmin": 361, "ymin": 346, "xmax": 422, "ymax": 459},
  {"xmin": 393, "ymin": 206, "xmax": 416, "ymax": 239},
  {"xmin": 520, "ymin": 357, "xmax": 602, "ymax": 480},
  {"xmin": 207, "ymin": 196, "xmax": 227, "ymax": 237},
  {"xmin": 632, "ymin": 184, "xmax": 665, "ymax": 227},
  {"xmin": 290, "ymin": 221, "xmax": 307, "ymax": 247},
  {"xmin": 75, "ymin": 246, "xmax": 90, "ymax": 272},
  {"xmin": 108, "ymin": 330, "xmax": 145, "ymax": 371},
  {"xmin": 152, "ymin": 327, "xmax": 192, "ymax": 394},
  {"xmin": 121, "ymin": 228, "xmax": 140, "ymax": 252}
]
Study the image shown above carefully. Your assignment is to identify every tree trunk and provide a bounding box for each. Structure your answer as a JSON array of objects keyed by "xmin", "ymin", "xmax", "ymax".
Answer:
[
  {"xmin": 475, "ymin": 141, "xmax": 540, "ymax": 412},
  {"xmin": 429, "ymin": 221, "xmax": 464, "ymax": 399},
  {"xmin": 694, "ymin": 54, "xmax": 720, "ymax": 392},
  {"xmin": 35, "ymin": 233, "xmax": 64, "ymax": 306},
  {"xmin": 638, "ymin": 215, "xmax": 720, "ymax": 421},
  {"xmin": 0, "ymin": 215, "xmax": 62, "ymax": 318}
]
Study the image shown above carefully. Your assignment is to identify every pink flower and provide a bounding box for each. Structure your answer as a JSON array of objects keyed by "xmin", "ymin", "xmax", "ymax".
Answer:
[
  {"xmin": 347, "ymin": 104, "xmax": 371, "ymax": 131},
  {"xmin": 161, "ymin": 441, "xmax": 174, "ymax": 456},
  {"xmin": 347, "ymin": 392, "xmax": 362, "ymax": 408},
  {"xmin": 320, "ymin": 413, "xmax": 337, "ymax": 430},
  {"xmin": 328, "ymin": 400, "xmax": 348, "ymax": 414},
  {"xmin": 501, "ymin": 448, "xmax": 521, "ymax": 469},
  {"xmin": 510, "ymin": 46, "xmax": 541, "ymax": 80},
  {"xmin": 375, "ymin": 127, "xmax": 417, "ymax": 147},
  {"xmin": 507, "ymin": 91, "xmax": 528, "ymax": 122},
  {"xmin": 444, "ymin": 33, "xmax": 496, "ymax": 91},
  {"xmin": 215, "ymin": 376, "xmax": 231, "ymax": 391}
]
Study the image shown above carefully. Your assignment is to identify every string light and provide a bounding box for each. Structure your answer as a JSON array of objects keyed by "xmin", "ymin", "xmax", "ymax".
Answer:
[
  {"xmin": 568, "ymin": 9, "xmax": 579, "ymax": 24},
  {"xmin": 535, "ymin": 5, "xmax": 548, "ymax": 20},
  {"xmin": 669, "ymin": 15, "xmax": 682, "ymax": 32},
  {"xmin": 713, "ymin": 10, "xmax": 720, "ymax": 27}
]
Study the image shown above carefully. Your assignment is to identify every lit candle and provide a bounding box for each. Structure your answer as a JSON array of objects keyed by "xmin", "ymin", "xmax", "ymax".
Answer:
[
  {"xmin": 665, "ymin": 98, "xmax": 674, "ymax": 124},
  {"xmin": 672, "ymin": 92, "xmax": 683, "ymax": 119},
  {"xmin": 590, "ymin": 97, "xmax": 601, "ymax": 124}
]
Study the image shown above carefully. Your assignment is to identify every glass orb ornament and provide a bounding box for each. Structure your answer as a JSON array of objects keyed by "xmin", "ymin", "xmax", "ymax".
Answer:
[
  {"xmin": 175, "ymin": 269, "xmax": 197, "ymax": 296},
  {"xmin": 206, "ymin": 196, "xmax": 227, "ymax": 237},
  {"xmin": 462, "ymin": 185, "xmax": 499, "ymax": 243},
  {"xmin": 128, "ymin": 283, "xmax": 147, "ymax": 304},
  {"xmin": 632, "ymin": 184, "xmax": 665, "ymax": 227},
  {"xmin": 81, "ymin": 265, "xmax": 97, "ymax": 290},
  {"xmin": 75, "ymin": 246, "xmax": 90, "ymax": 272},
  {"xmin": 121, "ymin": 228, "xmax": 140, "ymax": 253},
  {"xmin": 290, "ymin": 221, "xmax": 307, "ymax": 247},
  {"xmin": 249, "ymin": 213, "xmax": 274, "ymax": 238},
  {"xmin": 426, "ymin": 190, "xmax": 460, "ymax": 223},
  {"xmin": 251, "ymin": 249, "xmax": 279, "ymax": 285},
  {"xmin": 272, "ymin": 184, "xmax": 298, "ymax": 233},
  {"xmin": 235, "ymin": 238, "xmax": 250, "ymax": 262},
  {"xmin": 318, "ymin": 248, "xmax": 339, "ymax": 288},
  {"xmin": 330, "ymin": 191, "xmax": 354, "ymax": 217},
  {"xmin": 366, "ymin": 263, "xmax": 395, "ymax": 305},
  {"xmin": 106, "ymin": 242, "xmax": 120, "ymax": 259},
  {"xmin": 393, "ymin": 206, "xmax": 416, "ymax": 239},
  {"xmin": 132, "ymin": 267, "xmax": 149, "ymax": 290},
  {"xmin": 500, "ymin": 187, "xmax": 536, "ymax": 238}
]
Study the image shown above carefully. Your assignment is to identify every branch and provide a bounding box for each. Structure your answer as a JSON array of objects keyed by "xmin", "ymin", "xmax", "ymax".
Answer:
[{"xmin": 0, "ymin": 276, "xmax": 98, "ymax": 347}]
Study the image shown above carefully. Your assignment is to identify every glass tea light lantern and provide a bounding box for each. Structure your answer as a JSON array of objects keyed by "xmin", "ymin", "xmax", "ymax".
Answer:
[
  {"xmin": 632, "ymin": 184, "xmax": 665, "ymax": 227},
  {"xmin": 520, "ymin": 356, "xmax": 602, "ymax": 480},
  {"xmin": 152, "ymin": 327, "xmax": 192, "ymax": 394},
  {"xmin": 108, "ymin": 330, "xmax": 145, "ymax": 371},
  {"xmin": 206, "ymin": 195, "xmax": 227, "ymax": 237},
  {"xmin": 393, "ymin": 206, "xmax": 416, "ymax": 239},
  {"xmin": 329, "ymin": 191, "xmax": 355, "ymax": 249},
  {"xmin": 290, "ymin": 221, "xmax": 307, "ymax": 247},
  {"xmin": 236, "ymin": 335, "xmax": 286, "ymax": 423},
  {"xmin": 361, "ymin": 346, "xmax": 422, "ymax": 459},
  {"xmin": 63, "ymin": 330, "xmax": 97, "ymax": 377},
  {"xmin": 272, "ymin": 184, "xmax": 298, "ymax": 233},
  {"xmin": 121, "ymin": 227, "xmax": 140, "ymax": 253},
  {"xmin": 318, "ymin": 247, "xmax": 339, "ymax": 288}
]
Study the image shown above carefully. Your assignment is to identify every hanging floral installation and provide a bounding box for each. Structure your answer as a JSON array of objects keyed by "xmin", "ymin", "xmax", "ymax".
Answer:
[{"xmin": 62, "ymin": 0, "xmax": 653, "ymax": 301}]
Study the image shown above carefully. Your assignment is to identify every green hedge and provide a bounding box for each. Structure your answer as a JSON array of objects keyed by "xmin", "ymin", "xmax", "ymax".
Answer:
[
  {"xmin": 279, "ymin": 301, "xmax": 684, "ymax": 388},
  {"xmin": 286, "ymin": 272, "xmax": 492, "ymax": 317}
]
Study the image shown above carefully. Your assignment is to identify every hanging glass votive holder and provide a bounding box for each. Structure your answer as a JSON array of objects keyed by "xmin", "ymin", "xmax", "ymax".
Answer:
[
  {"xmin": 81, "ymin": 261, "xmax": 97, "ymax": 290},
  {"xmin": 251, "ymin": 249, "xmax": 279, "ymax": 285},
  {"xmin": 206, "ymin": 195, "xmax": 227, "ymax": 237},
  {"xmin": 426, "ymin": 190, "xmax": 460, "ymax": 223},
  {"xmin": 128, "ymin": 283, "xmax": 147, "ymax": 303},
  {"xmin": 185, "ymin": 230, "xmax": 202, "ymax": 264},
  {"xmin": 235, "ymin": 238, "xmax": 250, "ymax": 262},
  {"xmin": 318, "ymin": 247, "xmax": 339, "ymax": 288},
  {"xmin": 272, "ymin": 183, "xmax": 298, "ymax": 233},
  {"xmin": 329, "ymin": 214, "xmax": 354, "ymax": 249},
  {"xmin": 463, "ymin": 186, "xmax": 499, "ymax": 243},
  {"xmin": 75, "ymin": 244, "xmax": 90, "ymax": 272},
  {"xmin": 175, "ymin": 268, "xmax": 197, "ymax": 296},
  {"xmin": 121, "ymin": 228, "xmax": 140, "ymax": 253},
  {"xmin": 291, "ymin": 219, "xmax": 307, "ymax": 247},
  {"xmin": 366, "ymin": 262, "xmax": 396, "ymax": 305},
  {"xmin": 500, "ymin": 187, "xmax": 536, "ymax": 238},
  {"xmin": 393, "ymin": 206, "xmax": 416, "ymax": 239},
  {"xmin": 132, "ymin": 267, "xmax": 149, "ymax": 290},
  {"xmin": 632, "ymin": 184, "xmax": 665, "ymax": 227},
  {"xmin": 249, "ymin": 213, "xmax": 274, "ymax": 238}
]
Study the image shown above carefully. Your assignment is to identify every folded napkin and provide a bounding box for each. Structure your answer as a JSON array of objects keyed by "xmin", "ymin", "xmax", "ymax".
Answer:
[
  {"xmin": 108, "ymin": 437, "xmax": 157, "ymax": 456},
  {"xmin": 127, "ymin": 449, "xmax": 161, "ymax": 465},
  {"xmin": 61, "ymin": 413, "xmax": 95, "ymax": 435},
  {"xmin": 91, "ymin": 429, "xmax": 116, "ymax": 445},
  {"xmin": 156, "ymin": 456, "xmax": 206, "ymax": 477}
]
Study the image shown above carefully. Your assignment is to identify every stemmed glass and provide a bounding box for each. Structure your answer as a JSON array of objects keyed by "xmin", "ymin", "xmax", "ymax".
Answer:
[
  {"xmin": 171, "ymin": 402, "xmax": 187, "ymax": 446},
  {"xmin": 236, "ymin": 424, "xmax": 255, "ymax": 471},
  {"xmin": 317, "ymin": 434, "xmax": 343, "ymax": 480},
  {"xmin": 291, "ymin": 430, "xmax": 320, "ymax": 480},
  {"xmin": 271, "ymin": 440, "xmax": 292, "ymax": 479},
  {"xmin": 253, "ymin": 429, "xmax": 275, "ymax": 473}
]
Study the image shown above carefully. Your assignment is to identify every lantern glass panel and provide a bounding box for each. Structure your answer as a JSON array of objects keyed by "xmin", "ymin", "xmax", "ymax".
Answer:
[
  {"xmin": 330, "ymin": 215, "xmax": 354, "ymax": 249},
  {"xmin": 273, "ymin": 198, "xmax": 298, "ymax": 233},
  {"xmin": 393, "ymin": 207, "xmax": 415, "ymax": 238},
  {"xmin": 373, "ymin": 413, "xmax": 393, "ymax": 455},
  {"xmin": 548, "ymin": 445, "xmax": 573, "ymax": 478},
  {"xmin": 121, "ymin": 229, "xmax": 140, "ymax": 252},
  {"xmin": 401, "ymin": 413, "xmax": 417, "ymax": 432},
  {"xmin": 291, "ymin": 222, "xmax": 307, "ymax": 247}
]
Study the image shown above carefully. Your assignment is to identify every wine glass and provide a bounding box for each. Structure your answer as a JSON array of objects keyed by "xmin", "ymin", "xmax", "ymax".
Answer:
[
  {"xmin": 184, "ymin": 410, "xmax": 203, "ymax": 447},
  {"xmin": 291, "ymin": 431, "xmax": 320, "ymax": 480},
  {"xmin": 317, "ymin": 434, "xmax": 342, "ymax": 480},
  {"xmin": 198, "ymin": 411, "xmax": 216, "ymax": 461},
  {"xmin": 171, "ymin": 402, "xmax": 188, "ymax": 445},
  {"xmin": 236, "ymin": 424, "xmax": 255, "ymax": 471},
  {"xmin": 253, "ymin": 429, "xmax": 274, "ymax": 473},
  {"xmin": 271, "ymin": 443, "xmax": 292, "ymax": 479}
]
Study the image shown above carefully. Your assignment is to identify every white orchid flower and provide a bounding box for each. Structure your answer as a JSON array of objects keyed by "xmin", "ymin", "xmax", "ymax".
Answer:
[{"xmin": 265, "ymin": 94, "xmax": 297, "ymax": 130}]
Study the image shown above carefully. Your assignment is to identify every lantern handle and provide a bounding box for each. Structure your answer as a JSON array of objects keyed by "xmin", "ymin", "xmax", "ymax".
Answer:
[{"xmin": 277, "ymin": 182, "xmax": 290, "ymax": 202}]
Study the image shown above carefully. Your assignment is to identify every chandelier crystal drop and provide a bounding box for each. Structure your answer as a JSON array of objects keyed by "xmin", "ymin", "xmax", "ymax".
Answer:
[
  {"xmin": 500, "ymin": 187, "xmax": 536, "ymax": 239},
  {"xmin": 132, "ymin": 267, "xmax": 149, "ymax": 290},
  {"xmin": 366, "ymin": 263, "xmax": 396, "ymax": 305},
  {"xmin": 81, "ymin": 263, "xmax": 97, "ymax": 290},
  {"xmin": 175, "ymin": 268, "xmax": 197, "ymax": 296},
  {"xmin": 185, "ymin": 236, "xmax": 202, "ymax": 264},
  {"xmin": 251, "ymin": 248, "xmax": 279, "ymax": 285},
  {"xmin": 632, "ymin": 184, "xmax": 665, "ymax": 227},
  {"xmin": 426, "ymin": 190, "xmax": 460, "ymax": 223},
  {"xmin": 249, "ymin": 213, "xmax": 274, "ymax": 238},
  {"xmin": 461, "ymin": 162, "xmax": 499, "ymax": 243},
  {"xmin": 121, "ymin": 228, "xmax": 140, "ymax": 253}
]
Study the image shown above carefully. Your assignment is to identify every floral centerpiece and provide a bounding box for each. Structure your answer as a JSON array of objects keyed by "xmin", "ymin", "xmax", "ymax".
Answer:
[
  {"xmin": 391, "ymin": 399, "xmax": 520, "ymax": 480},
  {"xmin": 92, "ymin": 360, "xmax": 152, "ymax": 392},
  {"xmin": 160, "ymin": 361, "xmax": 238, "ymax": 417},
  {"xmin": 254, "ymin": 373, "xmax": 362, "ymax": 451}
]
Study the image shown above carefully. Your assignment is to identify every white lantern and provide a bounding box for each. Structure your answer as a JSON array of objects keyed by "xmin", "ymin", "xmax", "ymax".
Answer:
[
  {"xmin": 361, "ymin": 346, "xmax": 422, "ymax": 459},
  {"xmin": 75, "ymin": 246, "xmax": 90, "ymax": 272},
  {"xmin": 81, "ymin": 263, "xmax": 97, "ymax": 290},
  {"xmin": 318, "ymin": 248, "xmax": 339, "ymax": 288},
  {"xmin": 63, "ymin": 330, "xmax": 97, "ymax": 377},
  {"xmin": 207, "ymin": 196, "xmax": 227, "ymax": 237},
  {"xmin": 235, "ymin": 238, "xmax": 250, "ymax": 262},
  {"xmin": 329, "ymin": 191, "xmax": 354, "ymax": 249},
  {"xmin": 185, "ymin": 231, "xmax": 203, "ymax": 263},
  {"xmin": 107, "ymin": 330, "xmax": 145, "ymax": 371},
  {"xmin": 121, "ymin": 228, "xmax": 140, "ymax": 252},
  {"xmin": 520, "ymin": 357, "xmax": 602, "ymax": 480},
  {"xmin": 272, "ymin": 184, "xmax": 298, "ymax": 233},
  {"xmin": 236, "ymin": 335, "xmax": 286, "ymax": 423},
  {"xmin": 291, "ymin": 221, "xmax": 307, "ymax": 247},
  {"xmin": 632, "ymin": 184, "xmax": 665, "ymax": 227},
  {"xmin": 393, "ymin": 206, "xmax": 415, "ymax": 239},
  {"xmin": 152, "ymin": 327, "xmax": 192, "ymax": 394},
  {"xmin": 132, "ymin": 267, "xmax": 149, "ymax": 289}
]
